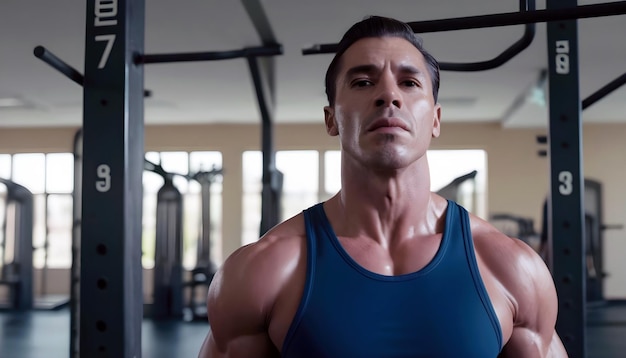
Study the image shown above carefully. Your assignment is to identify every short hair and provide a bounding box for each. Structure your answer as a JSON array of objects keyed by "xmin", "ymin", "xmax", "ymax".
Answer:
[{"xmin": 324, "ymin": 16, "xmax": 440, "ymax": 106}]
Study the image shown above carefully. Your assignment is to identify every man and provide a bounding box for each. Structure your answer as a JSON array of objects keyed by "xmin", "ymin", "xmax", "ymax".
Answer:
[{"xmin": 199, "ymin": 16, "xmax": 568, "ymax": 357}]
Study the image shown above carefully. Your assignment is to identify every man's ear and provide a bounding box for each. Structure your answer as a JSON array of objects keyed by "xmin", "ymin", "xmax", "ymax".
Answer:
[
  {"xmin": 432, "ymin": 103, "xmax": 441, "ymax": 138},
  {"xmin": 324, "ymin": 106, "xmax": 339, "ymax": 136}
]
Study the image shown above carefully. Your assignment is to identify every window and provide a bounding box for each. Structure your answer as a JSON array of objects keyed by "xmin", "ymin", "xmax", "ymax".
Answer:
[
  {"xmin": 142, "ymin": 151, "xmax": 223, "ymax": 270},
  {"xmin": 324, "ymin": 149, "xmax": 488, "ymax": 218},
  {"xmin": 0, "ymin": 153, "xmax": 74, "ymax": 269},
  {"xmin": 427, "ymin": 150, "xmax": 487, "ymax": 218},
  {"xmin": 241, "ymin": 151, "xmax": 319, "ymax": 246}
]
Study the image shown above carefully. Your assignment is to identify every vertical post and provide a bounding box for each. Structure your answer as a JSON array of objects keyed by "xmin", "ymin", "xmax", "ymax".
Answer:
[
  {"xmin": 82, "ymin": 0, "xmax": 144, "ymax": 357},
  {"xmin": 546, "ymin": 0, "xmax": 586, "ymax": 357},
  {"xmin": 247, "ymin": 56, "xmax": 282, "ymax": 236}
]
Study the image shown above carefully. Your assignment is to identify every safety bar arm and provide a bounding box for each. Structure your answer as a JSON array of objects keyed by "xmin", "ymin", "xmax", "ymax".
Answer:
[
  {"xmin": 33, "ymin": 46, "xmax": 84, "ymax": 86},
  {"xmin": 34, "ymin": 45, "xmax": 152, "ymax": 97},
  {"xmin": 582, "ymin": 72, "xmax": 626, "ymax": 110}
]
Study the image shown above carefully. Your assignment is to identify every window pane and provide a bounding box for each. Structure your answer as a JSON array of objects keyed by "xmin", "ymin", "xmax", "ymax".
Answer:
[
  {"xmin": 242, "ymin": 151, "xmax": 262, "ymax": 246},
  {"xmin": 32, "ymin": 194, "xmax": 47, "ymax": 268},
  {"xmin": 189, "ymin": 151, "xmax": 223, "ymax": 195},
  {"xmin": 160, "ymin": 151, "xmax": 189, "ymax": 193},
  {"xmin": 427, "ymin": 150, "xmax": 487, "ymax": 218},
  {"xmin": 46, "ymin": 153, "xmax": 74, "ymax": 193},
  {"xmin": 12, "ymin": 154, "xmax": 45, "ymax": 194},
  {"xmin": 0, "ymin": 184, "xmax": 7, "ymax": 273},
  {"xmin": 0, "ymin": 154, "xmax": 11, "ymax": 178},
  {"xmin": 190, "ymin": 151, "xmax": 222, "ymax": 173},
  {"xmin": 45, "ymin": 194, "xmax": 73, "ymax": 268},
  {"xmin": 276, "ymin": 151, "xmax": 318, "ymax": 193},
  {"xmin": 142, "ymin": 194, "xmax": 157, "ymax": 269},
  {"xmin": 242, "ymin": 151, "xmax": 262, "ymax": 193},
  {"xmin": 143, "ymin": 171, "xmax": 164, "ymax": 195},
  {"xmin": 242, "ymin": 150, "xmax": 320, "ymax": 246},
  {"xmin": 276, "ymin": 151, "xmax": 319, "ymax": 220},
  {"xmin": 324, "ymin": 150, "xmax": 341, "ymax": 196}
]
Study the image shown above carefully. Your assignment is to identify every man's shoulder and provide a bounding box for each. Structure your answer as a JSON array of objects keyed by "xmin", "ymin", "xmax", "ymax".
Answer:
[
  {"xmin": 469, "ymin": 214, "xmax": 556, "ymax": 307},
  {"xmin": 208, "ymin": 213, "xmax": 308, "ymax": 324},
  {"xmin": 223, "ymin": 213, "xmax": 307, "ymax": 280}
]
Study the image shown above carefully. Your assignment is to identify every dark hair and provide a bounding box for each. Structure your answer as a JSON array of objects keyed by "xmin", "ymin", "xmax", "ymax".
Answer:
[{"xmin": 324, "ymin": 16, "xmax": 440, "ymax": 106}]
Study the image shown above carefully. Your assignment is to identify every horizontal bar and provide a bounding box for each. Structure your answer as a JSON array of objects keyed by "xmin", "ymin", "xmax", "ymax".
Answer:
[
  {"xmin": 303, "ymin": 1, "xmax": 626, "ymax": 55},
  {"xmin": 33, "ymin": 46, "xmax": 84, "ymax": 86},
  {"xmin": 137, "ymin": 44, "xmax": 283, "ymax": 64},
  {"xmin": 34, "ymin": 46, "xmax": 151, "ymax": 97},
  {"xmin": 582, "ymin": 72, "xmax": 626, "ymax": 110},
  {"xmin": 407, "ymin": 1, "xmax": 626, "ymax": 33}
]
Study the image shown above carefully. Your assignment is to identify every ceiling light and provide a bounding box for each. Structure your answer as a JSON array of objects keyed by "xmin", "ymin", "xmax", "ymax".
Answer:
[{"xmin": 0, "ymin": 97, "xmax": 29, "ymax": 108}]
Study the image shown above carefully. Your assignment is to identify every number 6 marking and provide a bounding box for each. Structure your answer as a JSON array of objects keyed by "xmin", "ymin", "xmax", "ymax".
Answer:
[
  {"xmin": 558, "ymin": 171, "xmax": 573, "ymax": 196},
  {"xmin": 96, "ymin": 164, "xmax": 111, "ymax": 192}
]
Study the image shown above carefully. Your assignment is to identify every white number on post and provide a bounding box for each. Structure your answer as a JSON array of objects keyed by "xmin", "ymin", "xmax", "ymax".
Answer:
[
  {"xmin": 558, "ymin": 171, "xmax": 573, "ymax": 196},
  {"xmin": 555, "ymin": 40, "xmax": 570, "ymax": 75},
  {"xmin": 93, "ymin": 0, "xmax": 118, "ymax": 69},
  {"xmin": 96, "ymin": 164, "xmax": 111, "ymax": 192},
  {"xmin": 95, "ymin": 34, "xmax": 116, "ymax": 69}
]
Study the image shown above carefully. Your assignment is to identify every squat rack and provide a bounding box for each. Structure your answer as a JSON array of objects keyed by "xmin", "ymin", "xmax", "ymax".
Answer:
[
  {"xmin": 33, "ymin": 0, "xmax": 626, "ymax": 357},
  {"xmin": 304, "ymin": 1, "xmax": 626, "ymax": 357},
  {"xmin": 35, "ymin": 0, "xmax": 282, "ymax": 357}
]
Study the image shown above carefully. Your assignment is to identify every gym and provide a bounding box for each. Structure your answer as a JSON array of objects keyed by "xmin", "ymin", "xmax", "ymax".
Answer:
[{"xmin": 0, "ymin": 0, "xmax": 625, "ymax": 357}]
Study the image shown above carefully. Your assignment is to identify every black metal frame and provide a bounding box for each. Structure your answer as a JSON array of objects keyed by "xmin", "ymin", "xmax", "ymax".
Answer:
[
  {"xmin": 32, "ymin": 0, "xmax": 626, "ymax": 356},
  {"xmin": 35, "ymin": 1, "xmax": 283, "ymax": 356},
  {"xmin": 546, "ymin": 1, "xmax": 586, "ymax": 356}
]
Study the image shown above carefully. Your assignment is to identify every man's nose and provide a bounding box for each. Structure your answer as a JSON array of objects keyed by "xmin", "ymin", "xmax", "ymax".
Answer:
[{"xmin": 374, "ymin": 78, "xmax": 402, "ymax": 108}]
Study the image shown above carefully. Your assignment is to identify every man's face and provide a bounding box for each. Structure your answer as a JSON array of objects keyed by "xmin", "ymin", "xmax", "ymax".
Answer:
[{"xmin": 324, "ymin": 36, "xmax": 441, "ymax": 171}]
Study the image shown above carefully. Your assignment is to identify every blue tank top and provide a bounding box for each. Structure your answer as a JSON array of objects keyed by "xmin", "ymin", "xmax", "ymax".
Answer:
[{"xmin": 281, "ymin": 200, "xmax": 502, "ymax": 357}]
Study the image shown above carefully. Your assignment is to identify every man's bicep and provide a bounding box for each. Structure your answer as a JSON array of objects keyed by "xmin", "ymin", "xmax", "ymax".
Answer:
[
  {"xmin": 547, "ymin": 331, "xmax": 568, "ymax": 357},
  {"xmin": 199, "ymin": 327, "xmax": 280, "ymax": 358},
  {"xmin": 198, "ymin": 331, "xmax": 225, "ymax": 358}
]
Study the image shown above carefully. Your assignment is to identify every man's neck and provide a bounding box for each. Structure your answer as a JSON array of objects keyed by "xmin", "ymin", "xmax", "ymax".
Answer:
[{"xmin": 326, "ymin": 158, "xmax": 439, "ymax": 247}]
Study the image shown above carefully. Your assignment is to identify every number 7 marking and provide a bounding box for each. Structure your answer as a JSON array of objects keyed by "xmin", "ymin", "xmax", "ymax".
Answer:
[{"xmin": 95, "ymin": 34, "xmax": 116, "ymax": 69}]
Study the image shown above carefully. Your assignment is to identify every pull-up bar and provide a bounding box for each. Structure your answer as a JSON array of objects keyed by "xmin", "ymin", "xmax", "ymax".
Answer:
[
  {"xmin": 135, "ymin": 44, "xmax": 282, "ymax": 64},
  {"xmin": 303, "ymin": 1, "xmax": 626, "ymax": 55}
]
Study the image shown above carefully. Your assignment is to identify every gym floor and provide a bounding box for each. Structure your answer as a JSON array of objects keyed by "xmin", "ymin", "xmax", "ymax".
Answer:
[{"xmin": 1, "ymin": 302, "xmax": 625, "ymax": 357}]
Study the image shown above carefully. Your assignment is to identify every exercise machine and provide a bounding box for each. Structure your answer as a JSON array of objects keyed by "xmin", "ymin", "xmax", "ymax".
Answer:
[{"xmin": 0, "ymin": 178, "xmax": 33, "ymax": 311}]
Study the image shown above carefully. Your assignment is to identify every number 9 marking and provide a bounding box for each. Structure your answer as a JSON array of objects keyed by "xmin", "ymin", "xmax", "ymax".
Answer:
[
  {"xmin": 558, "ymin": 171, "xmax": 573, "ymax": 196},
  {"xmin": 96, "ymin": 164, "xmax": 111, "ymax": 192}
]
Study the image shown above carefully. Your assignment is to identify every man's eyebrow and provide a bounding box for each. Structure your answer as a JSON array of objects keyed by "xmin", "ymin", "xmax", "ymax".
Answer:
[
  {"xmin": 398, "ymin": 64, "xmax": 422, "ymax": 76},
  {"xmin": 344, "ymin": 64, "xmax": 378, "ymax": 79},
  {"xmin": 344, "ymin": 64, "xmax": 424, "ymax": 79}
]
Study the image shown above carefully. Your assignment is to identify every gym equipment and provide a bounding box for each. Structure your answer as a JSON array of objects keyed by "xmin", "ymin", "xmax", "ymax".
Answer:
[
  {"xmin": 144, "ymin": 160, "xmax": 184, "ymax": 320},
  {"xmin": 184, "ymin": 168, "xmax": 222, "ymax": 321},
  {"xmin": 31, "ymin": 0, "xmax": 626, "ymax": 356},
  {"xmin": 35, "ymin": 0, "xmax": 283, "ymax": 355},
  {"xmin": 0, "ymin": 179, "xmax": 33, "ymax": 311},
  {"xmin": 435, "ymin": 170, "xmax": 477, "ymax": 203}
]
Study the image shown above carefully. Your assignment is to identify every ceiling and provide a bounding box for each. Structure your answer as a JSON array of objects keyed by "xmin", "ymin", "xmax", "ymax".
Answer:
[{"xmin": 0, "ymin": 0, "xmax": 624, "ymax": 129}]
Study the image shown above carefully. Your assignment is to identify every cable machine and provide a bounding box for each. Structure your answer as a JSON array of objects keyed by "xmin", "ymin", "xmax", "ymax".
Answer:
[{"xmin": 0, "ymin": 178, "xmax": 33, "ymax": 311}]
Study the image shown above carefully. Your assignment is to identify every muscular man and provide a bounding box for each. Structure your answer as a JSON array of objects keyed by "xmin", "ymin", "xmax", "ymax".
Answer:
[{"xmin": 199, "ymin": 16, "xmax": 568, "ymax": 357}]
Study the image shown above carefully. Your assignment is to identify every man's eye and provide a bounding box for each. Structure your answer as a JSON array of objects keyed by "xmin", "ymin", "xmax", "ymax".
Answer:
[
  {"xmin": 403, "ymin": 80, "xmax": 419, "ymax": 87},
  {"xmin": 352, "ymin": 80, "xmax": 373, "ymax": 87}
]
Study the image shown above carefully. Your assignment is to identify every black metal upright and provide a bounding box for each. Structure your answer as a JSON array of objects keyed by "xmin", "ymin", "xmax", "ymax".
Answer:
[
  {"xmin": 81, "ymin": 0, "xmax": 144, "ymax": 357},
  {"xmin": 242, "ymin": 0, "xmax": 284, "ymax": 236},
  {"xmin": 546, "ymin": 0, "xmax": 586, "ymax": 357}
]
